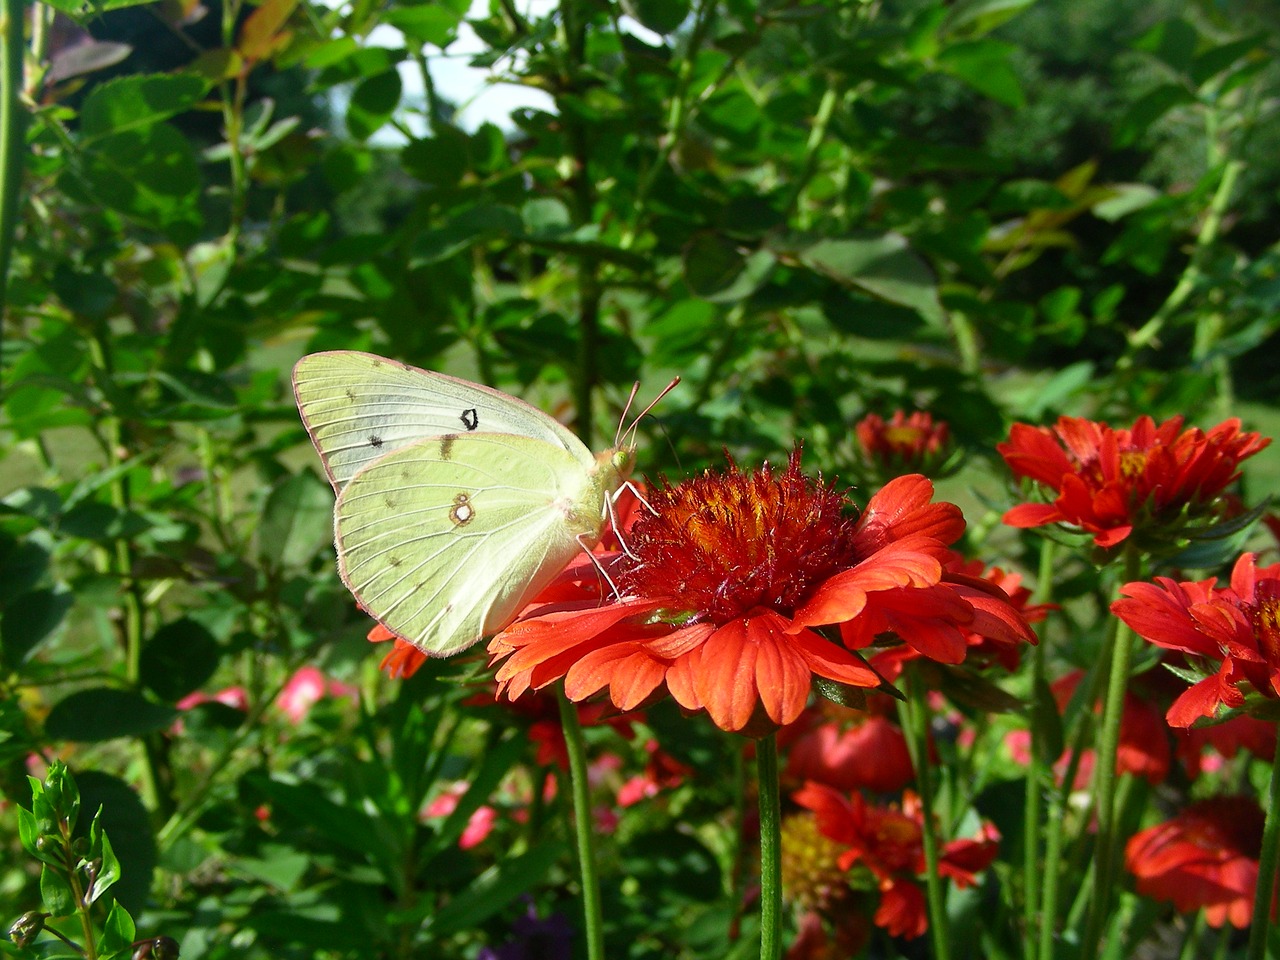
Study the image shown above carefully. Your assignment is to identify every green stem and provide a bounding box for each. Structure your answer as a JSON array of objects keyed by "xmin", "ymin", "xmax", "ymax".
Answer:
[
  {"xmin": 1122, "ymin": 157, "xmax": 1243, "ymax": 359},
  {"xmin": 901, "ymin": 669, "xmax": 952, "ymax": 960},
  {"xmin": 1022, "ymin": 540, "xmax": 1056, "ymax": 960},
  {"xmin": 1081, "ymin": 547, "xmax": 1143, "ymax": 956},
  {"xmin": 755, "ymin": 733, "xmax": 782, "ymax": 960},
  {"xmin": 1246, "ymin": 730, "xmax": 1280, "ymax": 960},
  {"xmin": 783, "ymin": 83, "xmax": 840, "ymax": 227},
  {"xmin": 0, "ymin": 0, "xmax": 28, "ymax": 350},
  {"xmin": 556, "ymin": 691, "xmax": 605, "ymax": 960}
]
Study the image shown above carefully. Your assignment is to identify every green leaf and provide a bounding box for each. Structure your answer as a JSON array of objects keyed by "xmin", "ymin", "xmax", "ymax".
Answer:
[
  {"xmin": 787, "ymin": 233, "xmax": 944, "ymax": 326},
  {"xmin": 45, "ymin": 689, "xmax": 179, "ymax": 742},
  {"xmin": 623, "ymin": 0, "xmax": 690, "ymax": 34},
  {"xmin": 79, "ymin": 74, "xmax": 210, "ymax": 140},
  {"xmin": 72, "ymin": 122, "xmax": 203, "ymax": 243},
  {"xmin": 99, "ymin": 902, "xmax": 137, "ymax": 957},
  {"xmin": 421, "ymin": 843, "xmax": 567, "ymax": 936},
  {"xmin": 401, "ymin": 127, "xmax": 470, "ymax": 186},
  {"xmin": 257, "ymin": 472, "xmax": 334, "ymax": 570},
  {"xmin": 682, "ymin": 232, "xmax": 776, "ymax": 303},
  {"xmin": 346, "ymin": 70, "xmax": 403, "ymax": 141},
  {"xmin": 384, "ymin": 3, "xmax": 467, "ymax": 46},
  {"xmin": 937, "ymin": 40, "xmax": 1025, "ymax": 107},
  {"xmin": 42, "ymin": 0, "xmax": 168, "ymax": 16},
  {"xmin": 943, "ymin": 0, "xmax": 1037, "ymax": 38},
  {"xmin": 140, "ymin": 617, "xmax": 222, "ymax": 701},
  {"xmin": 411, "ymin": 205, "xmax": 523, "ymax": 264},
  {"xmin": 40, "ymin": 864, "xmax": 76, "ymax": 917},
  {"xmin": 89, "ymin": 818, "xmax": 121, "ymax": 903},
  {"xmin": 1113, "ymin": 84, "xmax": 1195, "ymax": 148},
  {"xmin": 1, "ymin": 588, "xmax": 73, "ymax": 665}
]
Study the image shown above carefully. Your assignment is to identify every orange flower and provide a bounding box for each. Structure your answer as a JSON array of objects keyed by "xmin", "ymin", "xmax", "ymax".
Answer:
[
  {"xmin": 1111, "ymin": 552, "xmax": 1280, "ymax": 726},
  {"xmin": 1125, "ymin": 796, "xmax": 1264, "ymax": 929},
  {"xmin": 488, "ymin": 453, "xmax": 1035, "ymax": 734},
  {"xmin": 855, "ymin": 411, "xmax": 955, "ymax": 479},
  {"xmin": 782, "ymin": 700, "xmax": 914, "ymax": 794},
  {"xmin": 368, "ymin": 622, "xmax": 429, "ymax": 679},
  {"xmin": 793, "ymin": 782, "xmax": 999, "ymax": 939},
  {"xmin": 998, "ymin": 415, "xmax": 1268, "ymax": 549}
]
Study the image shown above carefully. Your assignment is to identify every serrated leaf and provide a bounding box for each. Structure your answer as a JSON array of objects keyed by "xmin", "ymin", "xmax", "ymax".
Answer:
[
  {"xmin": 45, "ymin": 688, "xmax": 179, "ymax": 742},
  {"xmin": 79, "ymin": 74, "xmax": 210, "ymax": 140}
]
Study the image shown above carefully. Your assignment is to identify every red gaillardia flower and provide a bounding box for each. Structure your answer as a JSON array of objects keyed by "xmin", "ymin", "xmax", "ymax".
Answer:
[
  {"xmin": 793, "ymin": 782, "xmax": 1000, "ymax": 939},
  {"xmin": 1111, "ymin": 552, "xmax": 1280, "ymax": 727},
  {"xmin": 855, "ymin": 411, "xmax": 956, "ymax": 479},
  {"xmin": 488, "ymin": 453, "xmax": 1036, "ymax": 735},
  {"xmin": 782, "ymin": 699, "xmax": 914, "ymax": 794},
  {"xmin": 998, "ymin": 415, "xmax": 1268, "ymax": 549},
  {"xmin": 1125, "ymin": 796, "xmax": 1264, "ymax": 929}
]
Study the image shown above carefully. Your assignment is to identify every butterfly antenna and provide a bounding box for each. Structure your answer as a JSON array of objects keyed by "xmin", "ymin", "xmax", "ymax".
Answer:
[
  {"xmin": 615, "ymin": 382, "xmax": 643, "ymax": 448},
  {"xmin": 619, "ymin": 377, "xmax": 680, "ymax": 448}
]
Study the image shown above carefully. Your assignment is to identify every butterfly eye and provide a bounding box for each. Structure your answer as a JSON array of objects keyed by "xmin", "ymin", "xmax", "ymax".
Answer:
[{"xmin": 450, "ymin": 493, "xmax": 475, "ymax": 526}]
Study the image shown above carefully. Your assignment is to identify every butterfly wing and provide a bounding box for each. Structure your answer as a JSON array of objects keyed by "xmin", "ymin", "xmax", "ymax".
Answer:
[
  {"xmin": 334, "ymin": 433, "xmax": 612, "ymax": 657},
  {"xmin": 293, "ymin": 351, "xmax": 593, "ymax": 491}
]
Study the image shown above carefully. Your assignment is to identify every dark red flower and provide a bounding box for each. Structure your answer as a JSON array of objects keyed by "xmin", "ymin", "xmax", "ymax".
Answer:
[
  {"xmin": 999, "ymin": 415, "xmax": 1268, "ymax": 549},
  {"xmin": 793, "ymin": 782, "xmax": 999, "ymax": 939},
  {"xmin": 1125, "ymin": 796, "xmax": 1264, "ymax": 929},
  {"xmin": 489, "ymin": 453, "xmax": 1035, "ymax": 734},
  {"xmin": 1111, "ymin": 552, "xmax": 1280, "ymax": 726}
]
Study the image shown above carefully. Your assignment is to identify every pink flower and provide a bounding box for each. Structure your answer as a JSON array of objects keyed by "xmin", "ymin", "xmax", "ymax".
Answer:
[{"xmin": 276, "ymin": 667, "xmax": 357, "ymax": 724}]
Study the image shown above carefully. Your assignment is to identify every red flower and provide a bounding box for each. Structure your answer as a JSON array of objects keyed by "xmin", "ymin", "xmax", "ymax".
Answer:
[
  {"xmin": 488, "ymin": 453, "xmax": 1035, "ymax": 734},
  {"xmin": 782, "ymin": 701, "xmax": 914, "ymax": 794},
  {"xmin": 1125, "ymin": 796, "xmax": 1264, "ymax": 929},
  {"xmin": 998, "ymin": 415, "xmax": 1268, "ymax": 549},
  {"xmin": 855, "ymin": 411, "xmax": 955, "ymax": 479},
  {"xmin": 793, "ymin": 782, "xmax": 999, "ymax": 939},
  {"xmin": 1111, "ymin": 552, "xmax": 1280, "ymax": 726},
  {"xmin": 617, "ymin": 739, "xmax": 692, "ymax": 807}
]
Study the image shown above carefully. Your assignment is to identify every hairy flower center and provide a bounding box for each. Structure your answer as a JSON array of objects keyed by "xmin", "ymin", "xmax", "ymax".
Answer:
[
  {"xmin": 781, "ymin": 814, "xmax": 848, "ymax": 910},
  {"xmin": 618, "ymin": 453, "xmax": 859, "ymax": 624},
  {"xmin": 1118, "ymin": 449, "xmax": 1150, "ymax": 479}
]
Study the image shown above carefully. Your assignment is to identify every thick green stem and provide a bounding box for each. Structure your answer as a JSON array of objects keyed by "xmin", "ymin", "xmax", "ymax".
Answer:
[
  {"xmin": 557, "ymin": 691, "xmax": 605, "ymax": 960},
  {"xmin": 784, "ymin": 84, "xmax": 840, "ymax": 227},
  {"xmin": 1081, "ymin": 548, "xmax": 1143, "ymax": 956},
  {"xmin": 755, "ymin": 733, "xmax": 782, "ymax": 960},
  {"xmin": 1246, "ymin": 730, "xmax": 1280, "ymax": 960},
  {"xmin": 1022, "ymin": 540, "xmax": 1056, "ymax": 960},
  {"xmin": 901, "ymin": 670, "xmax": 952, "ymax": 960},
  {"xmin": 0, "ymin": 0, "xmax": 27, "ymax": 349}
]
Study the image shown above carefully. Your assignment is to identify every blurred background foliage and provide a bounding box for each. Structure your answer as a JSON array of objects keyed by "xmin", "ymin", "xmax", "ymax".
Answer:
[{"xmin": 1, "ymin": 0, "xmax": 1278, "ymax": 955}]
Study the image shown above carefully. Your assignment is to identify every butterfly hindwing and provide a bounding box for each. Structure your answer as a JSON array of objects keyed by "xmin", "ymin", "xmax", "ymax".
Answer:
[
  {"xmin": 335, "ymin": 432, "xmax": 610, "ymax": 657},
  {"xmin": 293, "ymin": 351, "xmax": 592, "ymax": 491}
]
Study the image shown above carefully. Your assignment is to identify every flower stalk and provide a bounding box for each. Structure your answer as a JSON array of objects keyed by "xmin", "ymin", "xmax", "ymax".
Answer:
[
  {"xmin": 1081, "ymin": 548, "xmax": 1143, "ymax": 956},
  {"xmin": 556, "ymin": 690, "xmax": 605, "ymax": 960},
  {"xmin": 756, "ymin": 733, "xmax": 783, "ymax": 960},
  {"xmin": 902, "ymin": 668, "xmax": 952, "ymax": 960},
  {"xmin": 1247, "ymin": 731, "xmax": 1280, "ymax": 960}
]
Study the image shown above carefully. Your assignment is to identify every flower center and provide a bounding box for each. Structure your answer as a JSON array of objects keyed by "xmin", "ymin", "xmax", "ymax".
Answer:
[
  {"xmin": 1251, "ymin": 582, "xmax": 1280, "ymax": 665},
  {"xmin": 1118, "ymin": 448, "xmax": 1150, "ymax": 480},
  {"xmin": 618, "ymin": 452, "xmax": 860, "ymax": 625}
]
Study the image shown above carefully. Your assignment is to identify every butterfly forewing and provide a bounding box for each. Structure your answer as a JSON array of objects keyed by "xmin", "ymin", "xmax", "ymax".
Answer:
[
  {"xmin": 334, "ymin": 433, "xmax": 611, "ymax": 657},
  {"xmin": 293, "ymin": 351, "xmax": 593, "ymax": 491}
]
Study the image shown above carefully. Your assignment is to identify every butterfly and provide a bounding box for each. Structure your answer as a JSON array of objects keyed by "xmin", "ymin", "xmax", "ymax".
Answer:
[{"xmin": 293, "ymin": 351, "xmax": 667, "ymax": 658}]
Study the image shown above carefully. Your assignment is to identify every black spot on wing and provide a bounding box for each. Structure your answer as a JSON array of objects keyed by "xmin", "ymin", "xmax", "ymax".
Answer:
[
  {"xmin": 439, "ymin": 434, "xmax": 457, "ymax": 461},
  {"xmin": 369, "ymin": 435, "xmax": 383, "ymax": 448},
  {"xmin": 461, "ymin": 408, "xmax": 479, "ymax": 431}
]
